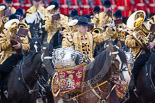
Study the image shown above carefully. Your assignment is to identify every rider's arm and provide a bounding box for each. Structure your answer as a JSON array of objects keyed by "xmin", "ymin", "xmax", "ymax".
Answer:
[
  {"xmin": 45, "ymin": 14, "xmax": 59, "ymax": 32},
  {"xmin": 92, "ymin": 14, "xmax": 99, "ymax": 27},
  {"xmin": 0, "ymin": 29, "xmax": 11, "ymax": 51},
  {"xmin": 93, "ymin": 27, "xmax": 116, "ymax": 44},
  {"xmin": 98, "ymin": 12, "xmax": 112, "ymax": 27},
  {"xmin": 62, "ymin": 33, "xmax": 73, "ymax": 48},
  {"xmin": 125, "ymin": 34, "xmax": 137, "ymax": 48}
]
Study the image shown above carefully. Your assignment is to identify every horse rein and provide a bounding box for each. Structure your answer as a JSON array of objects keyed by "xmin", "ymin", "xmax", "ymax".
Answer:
[{"xmin": 17, "ymin": 53, "xmax": 45, "ymax": 94}]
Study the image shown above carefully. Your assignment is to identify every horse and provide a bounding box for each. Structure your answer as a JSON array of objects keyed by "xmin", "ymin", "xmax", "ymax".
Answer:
[
  {"xmin": 53, "ymin": 43, "xmax": 130, "ymax": 103},
  {"xmin": 0, "ymin": 51, "xmax": 54, "ymax": 103},
  {"xmin": 127, "ymin": 53, "xmax": 155, "ymax": 103}
]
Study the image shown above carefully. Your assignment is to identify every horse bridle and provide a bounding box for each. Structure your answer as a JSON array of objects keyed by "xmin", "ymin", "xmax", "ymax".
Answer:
[
  {"xmin": 90, "ymin": 49, "xmax": 127, "ymax": 103},
  {"xmin": 17, "ymin": 53, "xmax": 48, "ymax": 94}
]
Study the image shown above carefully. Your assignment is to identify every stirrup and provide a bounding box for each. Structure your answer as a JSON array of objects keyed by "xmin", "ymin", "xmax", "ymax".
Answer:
[
  {"xmin": 3, "ymin": 90, "xmax": 8, "ymax": 98},
  {"xmin": 133, "ymin": 87, "xmax": 138, "ymax": 98}
]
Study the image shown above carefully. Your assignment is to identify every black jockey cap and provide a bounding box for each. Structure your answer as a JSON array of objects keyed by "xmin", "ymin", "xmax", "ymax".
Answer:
[
  {"xmin": 9, "ymin": 14, "xmax": 18, "ymax": 20},
  {"xmin": 93, "ymin": 6, "xmax": 101, "ymax": 13},
  {"xmin": 104, "ymin": 0, "xmax": 111, "ymax": 8},
  {"xmin": 114, "ymin": 10, "xmax": 122, "ymax": 18},
  {"xmin": 15, "ymin": 8, "xmax": 24, "ymax": 16},
  {"xmin": 70, "ymin": 9, "xmax": 78, "ymax": 17},
  {"xmin": 77, "ymin": 16, "xmax": 90, "ymax": 26},
  {"xmin": 49, "ymin": 1, "xmax": 59, "ymax": 10},
  {"xmin": 5, "ymin": 0, "xmax": 13, "ymax": 3}
]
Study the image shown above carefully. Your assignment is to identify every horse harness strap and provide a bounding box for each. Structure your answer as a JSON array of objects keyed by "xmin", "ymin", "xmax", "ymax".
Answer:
[
  {"xmin": 88, "ymin": 81, "xmax": 117, "ymax": 103},
  {"xmin": 71, "ymin": 81, "xmax": 108, "ymax": 100},
  {"xmin": 17, "ymin": 55, "xmax": 39, "ymax": 94}
]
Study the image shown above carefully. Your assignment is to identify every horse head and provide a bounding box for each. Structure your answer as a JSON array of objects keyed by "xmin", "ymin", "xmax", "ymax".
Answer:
[
  {"xmin": 109, "ymin": 43, "xmax": 130, "ymax": 84},
  {"xmin": 28, "ymin": 35, "xmax": 43, "ymax": 53}
]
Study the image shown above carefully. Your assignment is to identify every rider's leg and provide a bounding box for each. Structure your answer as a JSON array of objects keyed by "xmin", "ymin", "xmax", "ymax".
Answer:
[
  {"xmin": 132, "ymin": 53, "xmax": 150, "ymax": 80},
  {"xmin": 0, "ymin": 54, "xmax": 23, "ymax": 91},
  {"xmin": 0, "ymin": 54, "xmax": 23, "ymax": 73},
  {"xmin": 129, "ymin": 53, "xmax": 150, "ymax": 90}
]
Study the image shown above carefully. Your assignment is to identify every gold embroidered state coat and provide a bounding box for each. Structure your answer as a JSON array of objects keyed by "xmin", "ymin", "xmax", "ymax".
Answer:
[
  {"xmin": 125, "ymin": 34, "xmax": 142, "ymax": 58},
  {"xmin": 45, "ymin": 13, "xmax": 68, "ymax": 43},
  {"xmin": 125, "ymin": 20, "xmax": 155, "ymax": 58},
  {"xmin": 62, "ymin": 27, "xmax": 116, "ymax": 61},
  {"xmin": 110, "ymin": 23, "xmax": 129, "ymax": 41},
  {"xmin": 92, "ymin": 11, "xmax": 112, "ymax": 28},
  {"xmin": 0, "ymin": 29, "xmax": 30, "ymax": 64}
]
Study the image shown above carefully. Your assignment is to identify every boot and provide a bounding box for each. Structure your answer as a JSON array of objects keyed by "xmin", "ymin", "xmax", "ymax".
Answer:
[{"xmin": 128, "ymin": 75, "xmax": 135, "ymax": 91}]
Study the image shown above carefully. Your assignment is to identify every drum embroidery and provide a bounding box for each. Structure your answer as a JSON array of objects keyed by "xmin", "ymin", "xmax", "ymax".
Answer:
[{"xmin": 51, "ymin": 63, "xmax": 88, "ymax": 97}]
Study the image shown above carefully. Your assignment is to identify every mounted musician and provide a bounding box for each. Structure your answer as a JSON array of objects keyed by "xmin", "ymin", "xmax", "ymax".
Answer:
[
  {"xmin": 109, "ymin": 10, "xmax": 130, "ymax": 51},
  {"xmin": 62, "ymin": 17, "xmax": 79, "ymax": 48},
  {"xmin": 92, "ymin": 5, "xmax": 101, "ymax": 17},
  {"xmin": 61, "ymin": 9, "xmax": 79, "ymax": 39},
  {"xmin": 0, "ymin": 14, "xmax": 30, "ymax": 94},
  {"xmin": 45, "ymin": 1, "xmax": 68, "ymax": 43},
  {"xmin": 62, "ymin": 16, "xmax": 116, "ymax": 62},
  {"xmin": 92, "ymin": 0, "xmax": 113, "ymax": 28},
  {"xmin": 0, "ymin": 14, "xmax": 29, "ymax": 73},
  {"xmin": 124, "ymin": 10, "xmax": 155, "ymax": 90}
]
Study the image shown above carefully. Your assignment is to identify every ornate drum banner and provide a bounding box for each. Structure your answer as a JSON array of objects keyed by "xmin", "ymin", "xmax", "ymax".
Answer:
[{"xmin": 51, "ymin": 63, "xmax": 88, "ymax": 97}]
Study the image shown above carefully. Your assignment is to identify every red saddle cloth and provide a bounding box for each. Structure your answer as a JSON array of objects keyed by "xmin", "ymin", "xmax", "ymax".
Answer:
[{"xmin": 51, "ymin": 63, "xmax": 88, "ymax": 97}]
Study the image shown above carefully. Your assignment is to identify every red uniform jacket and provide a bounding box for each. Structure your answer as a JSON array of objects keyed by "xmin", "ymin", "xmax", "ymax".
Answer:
[
  {"xmin": 148, "ymin": 0, "xmax": 155, "ymax": 14},
  {"xmin": 116, "ymin": 0, "xmax": 133, "ymax": 17}
]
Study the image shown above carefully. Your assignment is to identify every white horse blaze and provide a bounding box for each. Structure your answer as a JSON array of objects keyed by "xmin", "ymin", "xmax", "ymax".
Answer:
[
  {"xmin": 34, "ymin": 41, "xmax": 38, "ymax": 52},
  {"xmin": 116, "ymin": 55, "xmax": 131, "ymax": 83}
]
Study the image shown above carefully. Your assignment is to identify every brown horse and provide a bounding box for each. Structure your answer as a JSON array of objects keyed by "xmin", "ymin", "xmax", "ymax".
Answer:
[{"xmin": 54, "ymin": 44, "xmax": 129, "ymax": 103}]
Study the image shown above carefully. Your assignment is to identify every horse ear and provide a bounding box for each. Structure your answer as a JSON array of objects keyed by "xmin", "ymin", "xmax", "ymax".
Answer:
[
  {"xmin": 109, "ymin": 42, "xmax": 115, "ymax": 52},
  {"xmin": 117, "ymin": 40, "xmax": 122, "ymax": 49}
]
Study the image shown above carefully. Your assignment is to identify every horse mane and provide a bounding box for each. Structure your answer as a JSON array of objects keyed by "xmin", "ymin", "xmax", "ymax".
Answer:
[
  {"xmin": 23, "ymin": 52, "xmax": 41, "ymax": 66},
  {"xmin": 117, "ymin": 48, "xmax": 127, "ymax": 65},
  {"xmin": 85, "ymin": 48, "xmax": 110, "ymax": 82},
  {"xmin": 85, "ymin": 46, "xmax": 127, "ymax": 84}
]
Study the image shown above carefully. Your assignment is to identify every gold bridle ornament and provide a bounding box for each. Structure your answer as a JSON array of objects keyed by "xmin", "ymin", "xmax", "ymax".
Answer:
[{"xmin": 127, "ymin": 10, "xmax": 150, "ymax": 49}]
